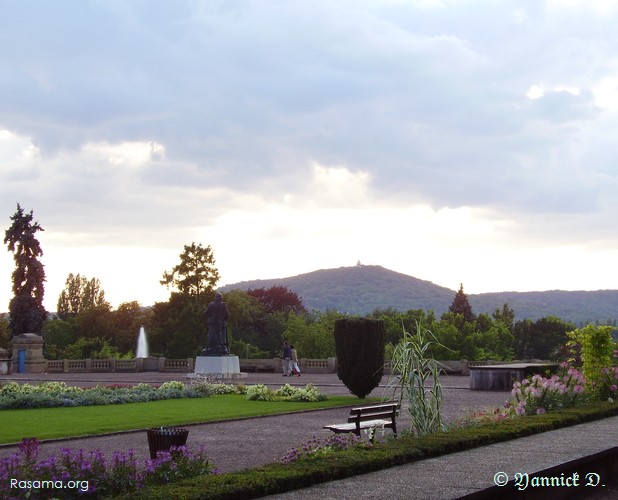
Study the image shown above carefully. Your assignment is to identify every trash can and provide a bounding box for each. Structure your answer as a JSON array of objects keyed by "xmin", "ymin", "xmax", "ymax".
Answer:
[{"xmin": 146, "ymin": 427, "xmax": 189, "ymax": 459}]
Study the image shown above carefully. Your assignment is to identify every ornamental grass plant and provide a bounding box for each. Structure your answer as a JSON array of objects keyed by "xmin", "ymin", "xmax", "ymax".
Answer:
[{"xmin": 384, "ymin": 321, "xmax": 446, "ymax": 436}]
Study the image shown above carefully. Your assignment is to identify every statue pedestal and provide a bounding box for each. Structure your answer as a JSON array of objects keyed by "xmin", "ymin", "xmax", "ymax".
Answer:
[{"xmin": 191, "ymin": 355, "xmax": 247, "ymax": 380}]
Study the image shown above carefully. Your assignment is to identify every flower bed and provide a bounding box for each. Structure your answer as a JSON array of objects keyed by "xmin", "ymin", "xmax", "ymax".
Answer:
[
  {"xmin": 0, "ymin": 438, "xmax": 214, "ymax": 499},
  {"xmin": 0, "ymin": 381, "xmax": 328, "ymax": 410}
]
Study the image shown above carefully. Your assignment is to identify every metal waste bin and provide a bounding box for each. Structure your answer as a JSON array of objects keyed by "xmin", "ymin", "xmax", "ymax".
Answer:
[{"xmin": 146, "ymin": 427, "xmax": 189, "ymax": 459}]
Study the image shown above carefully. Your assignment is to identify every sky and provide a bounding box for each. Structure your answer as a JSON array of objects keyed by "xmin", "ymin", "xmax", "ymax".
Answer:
[{"xmin": 2, "ymin": 0, "xmax": 618, "ymax": 312}]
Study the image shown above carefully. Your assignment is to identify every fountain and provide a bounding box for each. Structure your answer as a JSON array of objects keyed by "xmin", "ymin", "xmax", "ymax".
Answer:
[{"xmin": 136, "ymin": 326, "xmax": 149, "ymax": 358}]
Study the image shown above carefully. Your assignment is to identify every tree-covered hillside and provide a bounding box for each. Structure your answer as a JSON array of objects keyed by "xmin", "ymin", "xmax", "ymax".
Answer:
[
  {"xmin": 220, "ymin": 265, "xmax": 454, "ymax": 315},
  {"xmin": 220, "ymin": 265, "xmax": 618, "ymax": 324}
]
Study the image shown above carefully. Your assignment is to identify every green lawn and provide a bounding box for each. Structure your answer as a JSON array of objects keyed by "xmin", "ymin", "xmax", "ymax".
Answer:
[{"xmin": 0, "ymin": 395, "xmax": 360, "ymax": 444}]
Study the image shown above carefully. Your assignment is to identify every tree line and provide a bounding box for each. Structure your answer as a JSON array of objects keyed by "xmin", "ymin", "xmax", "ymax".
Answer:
[{"xmin": 3, "ymin": 204, "xmax": 614, "ymax": 361}]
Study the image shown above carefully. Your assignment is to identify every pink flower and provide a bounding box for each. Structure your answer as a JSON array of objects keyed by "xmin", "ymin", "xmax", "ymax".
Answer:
[
  {"xmin": 560, "ymin": 361, "xmax": 569, "ymax": 369},
  {"xmin": 536, "ymin": 408, "xmax": 546, "ymax": 415},
  {"xmin": 573, "ymin": 385, "xmax": 584, "ymax": 394},
  {"xmin": 610, "ymin": 385, "xmax": 617, "ymax": 392}
]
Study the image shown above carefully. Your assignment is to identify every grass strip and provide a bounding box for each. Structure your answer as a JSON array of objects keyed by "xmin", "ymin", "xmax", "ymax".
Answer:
[{"xmin": 0, "ymin": 395, "xmax": 359, "ymax": 444}]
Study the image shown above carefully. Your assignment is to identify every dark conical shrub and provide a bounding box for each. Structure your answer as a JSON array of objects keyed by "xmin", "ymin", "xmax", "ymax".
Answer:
[{"xmin": 334, "ymin": 318, "xmax": 385, "ymax": 398}]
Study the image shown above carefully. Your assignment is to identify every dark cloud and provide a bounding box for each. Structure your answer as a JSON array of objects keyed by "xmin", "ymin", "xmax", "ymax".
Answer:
[{"xmin": 1, "ymin": 0, "xmax": 617, "ymax": 244}]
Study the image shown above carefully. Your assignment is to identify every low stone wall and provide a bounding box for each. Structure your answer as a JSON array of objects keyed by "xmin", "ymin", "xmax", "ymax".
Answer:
[
  {"xmin": 44, "ymin": 358, "xmax": 194, "ymax": 373},
  {"xmin": 7, "ymin": 356, "xmax": 544, "ymax": 376}
]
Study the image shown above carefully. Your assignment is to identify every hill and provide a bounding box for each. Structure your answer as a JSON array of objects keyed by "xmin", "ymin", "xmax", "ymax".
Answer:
[
  {"xmin": 219, "ymin": 265, "xmax": 618, "ymax": 324},
  {"xmin": 221, "ymin": 265, "xmax": 454, "ymax": 315}
]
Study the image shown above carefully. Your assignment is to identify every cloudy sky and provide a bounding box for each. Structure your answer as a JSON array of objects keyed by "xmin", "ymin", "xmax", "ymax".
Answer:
[{"xmin": 2, "ymin": 0, "xmax": 618, "ymax": 312}]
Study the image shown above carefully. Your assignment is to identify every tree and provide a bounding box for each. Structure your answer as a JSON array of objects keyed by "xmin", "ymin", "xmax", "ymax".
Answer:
[
  {"xmin": 4, "ymin": 204, "xmax": 46, "ymax": 336},
  {"xmin": 149, "ymin": 293, "xmax": 205, "ymax": 358},
  {"xmin": 283, "ymin": 310, "xmax": 338, "ymax": 359},
  {"xmin": 42, "ymin": 318, "xmax": 76, "ymax": 359},
  {"xmin": 57, "ymin": 273, "xmax": 109, "ymax": 319},
  {"xmin": 567, "ymin": 324, "xmax": 615, "ymax": 388},
  {"xmin": 334, "ymin": 318, "xmax": 385, "ymax": 398},
  {"xmin": 247, "ymin": 286, "xmax": 306, "ymax": 315},
  {"xmin": 492, "ymin": 303, "xmax": 515, "ymax": 333},
  {"xmin": 517, "ymin": 316, "xmax": 572, "ymax": 360},
  {"xmin": 0, "ymin": 314, "xmax": 10, "ymax": 349},
  {"xmin": 160, "ymin": 243, "xmax": 220, "ymax": 303},
  {"xmin": 109, "ymin": 301, "xmax": 150, "ymax": 354},
  {"xmin": 156, "ymin": 243, "xmax": 221, "ymax": 357},
  {"xmin": 448, "ymin": 283, "xmax": 475, "ymax": 323}
]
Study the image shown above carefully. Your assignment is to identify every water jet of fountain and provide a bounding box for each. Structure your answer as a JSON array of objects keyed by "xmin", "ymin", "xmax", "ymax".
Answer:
[{"xmin": 137, "ymin": 326, "xmax": 149, "ymax": 358}]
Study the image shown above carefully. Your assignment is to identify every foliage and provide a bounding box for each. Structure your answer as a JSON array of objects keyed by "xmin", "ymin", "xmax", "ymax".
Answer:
[
  {"xmin": 62, "ymin": 337, "xmax": 131, "ymax": 361},
  {"xmin": 109, "ymin": 301, "xmax": 151, "ymax": 354},
  {"xmin": 334, "ymin": 318, "xmax": 385, "ymax": 398},
  {"xmin": 246, "ymin": 384, "xmax": 327, "ymax": 402},
  {"xmin": 598, "ymin": 364, "xmax": 618, "ymax": 401},
  {"xmin": 514, "ymin": 316, "xmax": 573, "ymax": 360},
  {"xmin": 0, "ymin": 381, "xmax": 194, "ymax": 410},
  {"xmin": 222, "ymin": 265, "xmax": 618, "ymax": 324},
  {"xmin": 228, "ymin": 338, "xmax": 270, "ymax": 359},
  {"xmin": 3, "ymin": 204, "xmax": 46, "ymax": 336},
  {"xmin": 508, "ymin": 365, "xmax": 588, "ymax": 416},
  {"xmin": 246, "ymin": 285, "xmax": 306, "ymax": 314},
  {"xmin": 0, "ymin": 381, "xmax": 327, "ymax": 411},
  {"xmin": 160, "ymin": 242, "xmax": 220, "ymax": 303},
  {"xmin": 0, "ymin": 315, "xmax": 10, "ymax": 349},
  {"xmin": 385, "ymin": 321, "xmax": 446, "ymax": 436},
  {"xmin": 280, "ymin": 433, "xmax": 367, "ymax": 464},
  {"xmin": 0, "ymin": 438, "xmax": 214, "ymax": 498},
  {"xmin": 149, "ymin": 293, "xmax": 206, "ymax": 358},
  {"xmin": 567, "ymin": 324, "xmax": 616, "ymax": 388},
  {"xmin": 448, "ymin": 283, "xmax": 475, "ymax": 323},
  {"xmin": 283, "ymin": 310, "xmax": 338, "ymax": 359},
  {"xmin": 219, "ymin": 265, "xmax": 456, "ymax": 316},
  {"xmin": 492, "ymin": 303, "xmax": 515, "ymax": 332},
  {"xmin": 42, "ymin": 318, "xmax": 76, "ymax": 359},
  {"xmin": 56, "ymin": 273, "xmax": 110, "ymax": 320},
  {"xmin": 471, "ymin": 314, "xmax": 514, "ymax": 361},
  {"xmin": 186, "ymin": 378, "xmax": 245, "ymax": 396}
]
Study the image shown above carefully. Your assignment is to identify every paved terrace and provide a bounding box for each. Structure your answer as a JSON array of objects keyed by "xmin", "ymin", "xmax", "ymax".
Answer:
[{"xmin": 0, "ymin": 371, "xmax": 616, "ymax": 498}]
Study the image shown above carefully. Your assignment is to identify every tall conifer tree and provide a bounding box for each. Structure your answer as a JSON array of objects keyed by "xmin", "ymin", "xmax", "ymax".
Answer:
[
  {"xmin": 4, "ymin": 204, "xmax": 46, "ymax": 336},
  {"xmin": 449, "ymin": 283, "xmax": 475, "ymax": 323}
]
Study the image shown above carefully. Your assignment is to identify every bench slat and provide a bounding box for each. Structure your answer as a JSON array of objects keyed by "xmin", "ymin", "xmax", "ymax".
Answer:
[{"xmin": 323, "ymin": 403, "xmax": 399, "ymax": 437}]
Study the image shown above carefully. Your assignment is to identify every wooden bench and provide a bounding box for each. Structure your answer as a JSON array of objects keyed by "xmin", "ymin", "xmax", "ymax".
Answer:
[{"xmin": 323, "ymin": 403, "xmax": 399, "ymax": 437}]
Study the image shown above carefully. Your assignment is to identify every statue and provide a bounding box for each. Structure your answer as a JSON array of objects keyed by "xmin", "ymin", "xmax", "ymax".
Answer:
[{"xmin": 202, "ymin": 293, "xmax": 229, "ymax": 356}]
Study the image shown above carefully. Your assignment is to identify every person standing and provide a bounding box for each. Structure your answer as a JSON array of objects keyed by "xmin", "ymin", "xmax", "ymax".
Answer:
[
  {"xmin": 290, "ymin": 345, "xmax": 301, "ymax": 377},
  {"xmin": 282, "ymin": 341, "xmax": 292, "ymax": 376}
]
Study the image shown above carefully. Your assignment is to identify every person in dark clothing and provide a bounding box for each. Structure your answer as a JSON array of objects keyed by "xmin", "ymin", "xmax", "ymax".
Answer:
[{"xmin": 282, "ymin": 341, "xmax": 292, "ymax": 376}]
